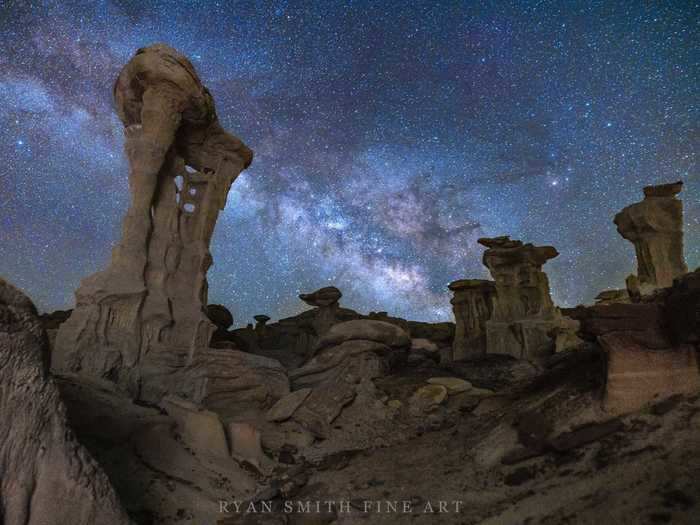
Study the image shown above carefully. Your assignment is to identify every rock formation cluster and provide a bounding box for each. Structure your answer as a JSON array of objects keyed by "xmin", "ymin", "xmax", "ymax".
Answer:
[
  {"xmin": 614, "ymin": 181, "xmax": 687, "ymax": 297},
  {"xmin": 1, "ymin": 42, "xmax": 699, "ymax": 525}
]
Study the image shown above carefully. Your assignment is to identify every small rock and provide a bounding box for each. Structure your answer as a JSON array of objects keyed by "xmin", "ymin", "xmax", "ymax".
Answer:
[
  {"xmin": 411, "ymin": 384, "xmax": 448, "ymax": 407},
  {"xmin": 266, "ymin": 388, "xmax": 313, "ymax": 422},
  {"xmin": 427, "ymin": 377, "xmax": 472, "ymax": 394}
]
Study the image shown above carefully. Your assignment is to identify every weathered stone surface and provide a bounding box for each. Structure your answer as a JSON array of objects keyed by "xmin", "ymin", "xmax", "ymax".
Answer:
[
  {"xmin": 427, "ymin": 377, "xmax": 472, "ymax": 394},
  {"xmin": 53, "ymin": 44, "xmax": 252, "ymax": 404},
  {"xmin": 266, "ymin": 388, "xmax": 313, "ymax": 422},
  {"xmin": 600, "ymin": 333, "xmax": 700, "ymax": 415},
  {"xmin": 162, "ymin": 396, "xmax": 229, "ymax": 458},
  {"xmin": 614, "ymin": 181, "xmax": 687, "ymax": 296},
  {"xmin": 448, "ymin": 279, "xmax": 496, "ymax": 360},
  {"xmin": 0, "ymin": 278, "xmax": 132, "ymax": 525},
  {"xmin": 315, "ymin": 320, "xmax": 411, "ymax": 352},
  {"xmin": 478, "ymin": 236, "xmax": 581, "ymax": 361}
]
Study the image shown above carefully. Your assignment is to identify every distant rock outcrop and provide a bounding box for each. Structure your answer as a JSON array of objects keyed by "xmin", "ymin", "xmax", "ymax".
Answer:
[
  {"xmin": 448, "ymin": 279, "xmax": 496, "ymax": 360},
  {"xmin": 52, "ymin": 44, "xmax": 253, "ymax": 404},
  {"xmin": 0, "ymin": 278, "xmax": 132, "ymax": 525},
  {"xmin": 614, "ymin": 181, "xmax": 687, "ymax": 297},
  {"xmin": 478, "ymin": 236, "xmax": 581, "ymax": 361}
]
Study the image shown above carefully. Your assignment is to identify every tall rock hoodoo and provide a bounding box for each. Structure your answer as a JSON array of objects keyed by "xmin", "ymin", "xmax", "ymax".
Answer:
[
  {"xmin": 53, "ymin": 44, "xmax": 257, "ymax": 404},
  {"xmin": 478, "ymin": 236, "xmax": 580, "ymax": 361},
  {"xmin": 614, "ymin": 181, "xmax": 687, "ymax": 298}
]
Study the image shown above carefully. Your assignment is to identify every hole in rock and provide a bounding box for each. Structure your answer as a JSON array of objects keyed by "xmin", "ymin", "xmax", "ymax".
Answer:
[
  {"xmin": 174, "ymin": 175, "xmax": 184, "ymax": 191},
  {"xmin": 175, "ymin": 193, "xmax": 180, "ymax": 204},
  {"xmin": 184, "ymin": 203, "xmax": 196, "ymax": 213},
  {"xmin": 185, "ymin": 165, "xmax": 197, "ymax": 174},
  {"xmin": 189, "ymin": 188, "xmax": 197, "ymax": 196}
]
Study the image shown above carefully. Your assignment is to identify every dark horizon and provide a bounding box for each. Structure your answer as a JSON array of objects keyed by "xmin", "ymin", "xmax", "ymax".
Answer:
[{"xmin": 1, "ymin": 1, "xmax": 697, "ymax": 325}]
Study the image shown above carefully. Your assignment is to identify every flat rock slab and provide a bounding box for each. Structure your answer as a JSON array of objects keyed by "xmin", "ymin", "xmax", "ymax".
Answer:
[
  {"xmin": 427, "ymin": 377, "xmax": 472, "ymax": 394},
  {"xmin": 411, "ymin": 384, "xmax": 448, "ymax": 407},
  {"xmin": 550, "ymin": 418, "xmax": 624, "ymax": 451},
  {"xmin": 266, "ymin": 388, "xmax": 312, "ymax": 422}
]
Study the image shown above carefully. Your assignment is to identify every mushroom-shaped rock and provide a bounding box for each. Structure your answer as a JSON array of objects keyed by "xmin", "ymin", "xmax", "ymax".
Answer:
[
  {"xmin": 254, "ymin": 314, "xmax": 271, "ymax": 325},
  {"xmin": 614, "ymin": 181, "xmax": 687, "ymax": 296},
  {"xmin": 207, "ymin": 304, "xmax": 234, "ymax": 330},
  {"xmin": 477, "ymin": 236, "xmax": 578, "ymax": 361},
  {"xmin": 299, "ymin": 286, "xmax": 343, "ymax": 337},
  {"xmin": 299, "ymin": 286, "xmax": 342, "ymax": 307}
]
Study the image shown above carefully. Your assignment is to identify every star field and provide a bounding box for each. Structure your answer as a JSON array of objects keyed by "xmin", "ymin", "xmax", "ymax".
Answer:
[{"xmin": 0, "ymin": 1, "xmax": 697, "ymax": 324}]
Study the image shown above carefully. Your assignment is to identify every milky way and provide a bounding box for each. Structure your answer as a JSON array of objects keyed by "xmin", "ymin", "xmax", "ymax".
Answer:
[{"xmin": 0, "ymin": 1, "xmax": 697, "ymax": 325}]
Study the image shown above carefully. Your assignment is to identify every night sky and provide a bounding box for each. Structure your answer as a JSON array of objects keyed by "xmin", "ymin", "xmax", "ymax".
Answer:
[{"xmin": 1, "ymin": 1, "xmax": 697, "ymax": 325}]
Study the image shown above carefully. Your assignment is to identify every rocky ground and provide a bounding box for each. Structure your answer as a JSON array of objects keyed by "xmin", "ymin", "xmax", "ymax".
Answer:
[{"xmin": 54, "ymin": 344, "xmax": 700, "ymax": 525}]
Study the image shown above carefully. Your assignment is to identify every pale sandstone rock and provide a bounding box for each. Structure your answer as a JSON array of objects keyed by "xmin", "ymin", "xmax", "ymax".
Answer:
[
  {"xmin": 266, "ymin": 388, "xmax": 313, "ymax": 422},
  {"xmin": 600, "ymin": 332, "xmax": 700, "ymax": 415},
  {"xmin": 614, "ymin": 181, "xmax": 687, "ymax": 297},
  {"xmin": 53, "ymin": 44, "xmax": 253, "ymax": 405},
  {"xmin": 411, "ymin": 384, "xmax": 448, "ymax": 408},
  {"xmin": 161, "ymin": 396, "xmax": 229, "ymax": 458},
  {"xmin": 0, "ymin": 278, "xmax": 132, "ymax": 525},
  {"xmin": 228, "ymin": 422, "xmax": 265, "ymax": 468},
  {"xmin": 448, "ymin": 279, "xmax": 496, "ymax": 360}
]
